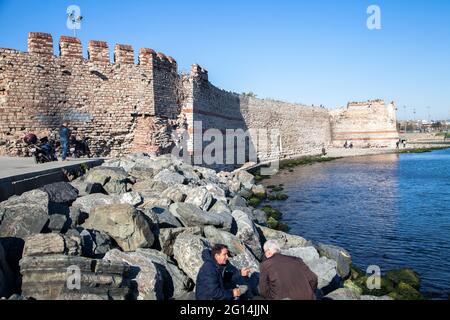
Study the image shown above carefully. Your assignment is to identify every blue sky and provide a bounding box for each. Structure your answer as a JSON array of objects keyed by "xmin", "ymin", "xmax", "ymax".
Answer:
[{"xmin": 0, "ymin": 0, "xmax": 449, "ymax": 120}]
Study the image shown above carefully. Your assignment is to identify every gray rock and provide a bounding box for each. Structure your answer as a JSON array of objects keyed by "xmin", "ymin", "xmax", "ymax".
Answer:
[
  {"xmin": 20, "ymin": 254, "xmax": 133, "ymax": 300},
  {"xmin": 72, "ymin": 194, "xmax": 119, "ymax": 214},
  {"xmin": 317, "ymin": 243, "xmax": 352, "ymax": 279},
  {"xmin": 208, "ymin": 200, "xmax": 232, "ymax": 215},
  {"xmin": 104, "ymin": 158, "xmax": 137, "ymax": 173},
  {"xmin": 85, "ymin": 167, "xmax": 129, "ymax": 195},
  {"xmin": 39, "ymin": 182, "xmax": 79, "ymax": 204},
  {"xmin": 256, "ymin": 225, "xmax": 310, "ymax": 249},
  {"xmin": 169, "ymin": 203, "xmax": 231, "ymax": 230},
  {"xmin": 153, "ymin": 169, "xmax": 186, "ymax": 186},
  {"xmin": 158, "ymin": 227, "xmax": 203, "ymax": 257},
  {"xmin": 132, "ymin": 179, "xmax": 169, "ymax": 195},
  {"xmin": 205, "ymin": 184, "xmax": 227, "ymax": 202},
  {"xmin": 251, "ymin": 185, "xmax": 266, "ymax": 198},
  {"xmin": 129, "ymin": 166, "xmax": 155, "ymax": 180},
  {"xmin": 69, "ymin": 207, "xmax": 86, "ymax": 228},
  {"xmin": 70, "ymin": 178, "xmax": 89, "ymax": 197},
  {"xmin": 135, "ymin": 249, "xmax": 193, "ymax": 300},
  {"xmin": 119, "ymin": 191, "xmax": 143, "ymax": 207},
  {"xmin": 203, "ymin": 226, "xmax": 247, "ymax": 256},
  {"xmin": 194, "ymin": 166, "xmax": 219, "ymax": 184},
  {"xmin": 79, "ymin": 229, "xmax": 115, "ymax": 258},
  {"xmin": 48, "ymin": 214, "xmax": 70, "ymax": 233},
  {"xmin": 160, "ymin": 184, "xmax": 190, "ymax": 203},
  {"xmin": 281, "ymin": 246, "xmax": 320, "ymax": 262},
  {"xmin": 82, "ymin": 204, "xmax": 155, "ymax": 252},
  {"xmin": 324, "ymin": 288, "xmax": 360, "ymax": 300},
  {"xmin": 184, "ymin": 187, "xmax": 213, "ymax": 211},
  {"xmin": 145, "ymin": 206, "xmax": 182, "ymax": 228},
  {"xmin": 22, "ymin": 233, "xmax": 80, "ymax": 257},
  {"xmin": 103, "ymin": 249, "xmax": 164, "ymax": 300},
  {"xmin": 177, "ymin": 163, "xmax": 201, "ymax": 184},
  {"xmin": 231, "ymin": 210, "xmax": 263, "ymax": 260},
  {"xmin": 360, "ymin": 295, "xmax": 394, "ymax": 300},
  {"xmin": 235, "ymin": 170, "xmax": 255, "ymax": 190},
  {"xmin": 229, "ymin": 196, "xmax": 247, "ymax": 210},
  {"xmin": 252, "ymin": 209, "xmax": 267, "ymax": 225},
  {"xmin": 173, "ymin": 234, "xmax": 211, "ymax": 282},
  {"xmin": 0, "ymin": 190, "xmax": 49, "ymax": 239},
  {"xmin": 304, "ymin": 257, "xmax": 338, "ymax": 290}
]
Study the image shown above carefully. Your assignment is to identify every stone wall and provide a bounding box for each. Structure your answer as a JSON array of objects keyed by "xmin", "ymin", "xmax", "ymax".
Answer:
[
  {"xmin": 330, "ymin": 100, "xmax": 399, "ymax": 148},
  {"xmin": 182, "ymin": 64, "xmax": 331, "ymax": 166},
  {"xmin": 0, "ymin": 32, "xmax": 179, "ymax": 157}
]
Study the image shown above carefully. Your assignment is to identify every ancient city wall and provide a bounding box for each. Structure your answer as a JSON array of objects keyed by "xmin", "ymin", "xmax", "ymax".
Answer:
[
  {"xmin": 330, "ymin": 100, "xmax": 399, "ymax": 148},
  {"xmin": 182, "ymin": 64, "xmax": 331, "ymax": 165},
  {"xmin": 0, "ymin": 32, "xmax": 399, "ymax": 166},
  {"xmin": 0, "ymin": 32, "xmax": 180, "ymax": 157}
]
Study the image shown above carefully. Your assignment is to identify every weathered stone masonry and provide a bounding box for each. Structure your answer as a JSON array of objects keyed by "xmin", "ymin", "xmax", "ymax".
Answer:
[{"xmin": 0, "ymin": 32, "xmax": 398, "ymax": 163}]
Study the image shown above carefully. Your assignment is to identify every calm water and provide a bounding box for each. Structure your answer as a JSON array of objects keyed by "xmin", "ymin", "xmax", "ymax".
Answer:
[{"xmin": 262, "ymin": 149, "xmax": 450, "ymax": 299}]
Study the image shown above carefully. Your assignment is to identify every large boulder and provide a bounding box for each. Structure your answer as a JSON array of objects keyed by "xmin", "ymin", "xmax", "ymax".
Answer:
[
  {"xmin": 153, "ymin": 169, "xmax": 186, "ymax": 186},
  {"xmin": 209, "ymin": 200, "xmax": 232, "ymax": 215},
  {"xmin": 0, "ymin": 190, "xmax": 49, "ymax": 239},
  {"xmin": 145, "ymin": 206, "xmax": 182, "ymax": 229},
  {"xmin": 256, "ymin": 225, "xmax": 310, "ymax": 249},
  {"xmin": 161, "ymin": 185, "xmax": 190, "ymax": 203},
  {"xmin": 324, "ymin": 288, "xmax": 360, "ymax": 300},
  {"xmin": 134, "ymin": 249, "xmax": 193, "ymax": 299},
  {"xmin": 184, "ymin": 187, "xmax": 213, "ymax": 211},
  {"xmin": 78, "ymin": 229, "xmax": 115, "ymax": 258},
  {"xmin": 22, "ymin": 233, "xmax": 81, "ymax": 257},
  {"xmin": 103, "ymin": 249, "xmax": 164, "ymax": 300},
  {"xmin": 20, "ymin": 255, "xmax": 134, "ymax": 300},
  {"xmin": 234, "ymin": 170, "xmax": 255, "ymax": 190},
  {"xmin": 118, "ymin": 191, "xmax": 143, "ymax": 207},
  {"xmin": 82, "ymin": 204, "xmax": 155, "ymax": 252},
  {"xmin": 317, "ymin": 243, "xmax": 352, "ymax": 279},
  {"xmin": 0, "ymin": 242, "xmax": 13, "ymax": 298},
  {"xmin": 39, "ymin": 182, "xmax": 79, "ymax": 204},
  {"xmin": 282, "ymin": 246, "xmax": 320, "ymax": 262},
  {"xmin": 205, "ymin": 184, "xmax": 227, "ymax": 203},
  {"xmin": 172, "ymin": 234, "xmax": 211, "ymax": 283},
  {"xmin": 229, "ymin": 196, "xmax": 247, "ymax": 210},
  {"xmin": 72, "ymin": 194, "xmax": 119, "ymax": 214},
  {"xmin": 169, "ymin": 203, "xmax": 232, "ymax": 231},
  {"xmin": 85, "ymin": 167, "xmax": 129, "ymax": 195},
  {"xmin": 231, "ymin": 210, "xmax": 263, "ymax": 260},
  {"xmin": 304, "ymin": 257, "xmax": 338, "ymax": 290},
  {"xmin": 158, "ymin": 227, "xmax": 203, "ymax": 257}
]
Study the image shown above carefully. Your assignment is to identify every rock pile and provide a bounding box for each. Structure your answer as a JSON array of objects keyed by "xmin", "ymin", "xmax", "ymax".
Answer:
[{"xmin": 0, "ymin": 153, "xmax": 386, "ymax": 300}]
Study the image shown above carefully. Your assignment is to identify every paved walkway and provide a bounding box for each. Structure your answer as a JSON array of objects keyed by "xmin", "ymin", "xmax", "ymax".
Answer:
[{"xmin": 0, "ymin": 157, "xmax": 106, "ymax": 179}]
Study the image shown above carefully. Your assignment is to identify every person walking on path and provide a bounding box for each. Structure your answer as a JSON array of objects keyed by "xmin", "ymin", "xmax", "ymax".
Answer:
[{"xmin": 59, "ymin": 121, "xmax": 70, "ymax": 161}]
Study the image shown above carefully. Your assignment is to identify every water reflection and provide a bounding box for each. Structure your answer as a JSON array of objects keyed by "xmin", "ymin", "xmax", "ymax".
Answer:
[{"xmin": 263, "ymin": 150, "xmax": 450, "ymax": 299}]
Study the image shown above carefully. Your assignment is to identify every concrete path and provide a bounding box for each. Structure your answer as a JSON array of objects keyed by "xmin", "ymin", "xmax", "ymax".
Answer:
[{"xmin": 0, "ymin": 157, "xmax": 106, "ymax": 179}]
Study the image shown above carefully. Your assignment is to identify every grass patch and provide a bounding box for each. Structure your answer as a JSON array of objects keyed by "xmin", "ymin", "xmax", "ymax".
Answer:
[
  {"xmin": 279, "ymin": 156, "xmax": 341, "ymax": 170},
  {"xmin": 348, "ymin": 265, "xmax": 424, "ymax": 300},
  {"xmin": 397, "ymin": 147, "xmax": 449, "ymax": 154}
]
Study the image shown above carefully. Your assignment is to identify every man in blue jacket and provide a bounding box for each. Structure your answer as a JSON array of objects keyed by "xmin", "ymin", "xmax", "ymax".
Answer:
[{"xmin": 196, "ymin": 244, "xmax": 251, "ymax": 300}]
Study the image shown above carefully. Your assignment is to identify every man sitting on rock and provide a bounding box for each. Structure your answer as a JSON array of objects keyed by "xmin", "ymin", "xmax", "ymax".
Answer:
[
  {"xmin": 259, "ymin": 240, "xmax": 318, "ymax": 300},
  {"xmin": 195, "ymin": 244, "xmax": 251, "ymax": 300}
]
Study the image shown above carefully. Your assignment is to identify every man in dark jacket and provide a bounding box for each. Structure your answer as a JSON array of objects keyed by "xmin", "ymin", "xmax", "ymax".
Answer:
[
  {"xmin": 195, "ymin": 244, "xmax": 251, "ymax": 300},
  {"xmin": 59, "ymin": 121, "xmax": 70, "ymax": 161},
  {"xmin": 259, "ymin": 240, "xmax": 318, "ymax": 300}
]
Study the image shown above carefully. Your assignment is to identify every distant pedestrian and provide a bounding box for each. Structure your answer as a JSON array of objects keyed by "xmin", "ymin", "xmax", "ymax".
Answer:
[
  {"xmin": 59, "ymin": 121, "xmax": 70, "ymax": 161},
  {"xmin": 396, "ymin": 139, "xmax": 400, "ymax": 149},
  {"xmin": 344, "ymin": 141, "xmax": 348, "ymax": 149},
  {"xmin": 259, "ymin": 240, "xmax": 318, "ymax": 300},
  {"xmin": 322, "ymin": 146, "xmax": 327, "ymax": 156}
]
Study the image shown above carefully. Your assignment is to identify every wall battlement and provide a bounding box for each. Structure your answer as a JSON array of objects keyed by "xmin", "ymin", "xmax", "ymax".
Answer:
[{"xmin": 0, "ymin": 32, "xmax": 398, "ymax": 163}]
